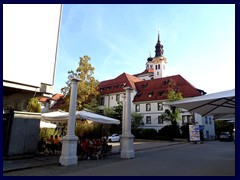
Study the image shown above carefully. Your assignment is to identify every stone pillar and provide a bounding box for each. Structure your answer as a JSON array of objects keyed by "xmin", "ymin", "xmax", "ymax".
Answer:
[
  {"xmin": 120, "ymin": 87, "xmax": 135, "ymax": 159},
  {"xmin": 119, "ymin": 94, "xmax": 126, "ymax": 152},
  {"xmin": 59, "ymin": 76, "xmax": 80, "ymax": 166}
]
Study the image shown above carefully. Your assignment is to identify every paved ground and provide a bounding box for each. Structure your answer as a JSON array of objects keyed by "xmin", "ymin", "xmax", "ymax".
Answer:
[
  {"xmin": 3, "ymin": 140, "xmax": 185, "ymax": 173},
  {"xmin": 3, "ymin": 140, "xmax": 235, "ymax": 176}
]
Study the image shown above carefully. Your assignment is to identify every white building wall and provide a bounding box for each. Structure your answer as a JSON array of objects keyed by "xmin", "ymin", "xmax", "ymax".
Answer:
[
  {"xmin": 201, "ymin": 116, "xmax": 215, "ymax": 140},
  {"xmin": 100, "ymin": 94, "xmax": 216, "ymax": 138},
  {"xmin": 181, "ymin": 112, "xmax": 216, "ymax": 140},
  {"xmin": 141, "ymin": 113, "xmax": 171, "ymax": 131},
  {"xmin": 134, "ymin": 101, "xmax": 171, "ymax": 131},
  {"xmin": 100, "ymin": 91, "xmax": 136, "ymax": 112},
  {"xmin": 137, "ymin": 74, "xmax": 152, "ymax": 81}
]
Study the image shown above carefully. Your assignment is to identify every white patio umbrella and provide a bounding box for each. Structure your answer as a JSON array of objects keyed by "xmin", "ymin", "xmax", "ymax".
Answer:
[
  {"xmin": 76, "ymin": 110, "xmax": 120, "ymax": 124},
  {"xmin": 40, "ymin": 121, "xmax": 57, "ymax": 128},
  {"xmin": 41, "ymin": 110, "xmax": 69, "ymax": 123},
  {"xmin": 41, "ymin": 110, "xmax": 120, "ymax": 124},
  {"xmin": 164, "ymin": 89, "xmax": 235, "ymax": 119}
]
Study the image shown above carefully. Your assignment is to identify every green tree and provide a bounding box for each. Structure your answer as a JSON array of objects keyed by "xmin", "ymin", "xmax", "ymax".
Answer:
[
  {"xmin": 103, "ymin": 103, "xmax": 123, "ymax": 134},
  {"xmin": 27, "ymin": 97, "xmax": 41, "ymax": 112},
  {"xmin": 104, "ymin": 107, "xmax": 116, "ymax": 117},
  {"xmin": 160, "ymin": 80, "xmax": 183, "ymax": 125},
  {"xmin": 60, "ymin": 55, "xmax": 99, "ymax": 111},
  {"xmin": 215, "ymin": 120, "xmax": 234, "ymax": 136},
  {"xmin": 131, "ymin": 112, "xmax": 144, "ymax": 130}
]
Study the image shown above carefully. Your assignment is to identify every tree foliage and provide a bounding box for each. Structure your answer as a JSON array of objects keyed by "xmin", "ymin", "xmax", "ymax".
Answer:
[
  {"xmin": 215, "ymin": 120, "xmax": 234, "ymax": 136},
  {"xmin": 103, "ymin": 103, "xmax": 123, "ymax": 134},
  {"xmin": 27, "ymin": 97, "xmax": 41, "ymax": 112},
  {"xmin": 158, "ymin": 124, "xmax": 180, "ymax": 139},
  {"xmin": 131, "ymin": 112, "xmax": 144, "ymax": 130},
  {"xmin": 60, "ymin": 55, "xmax": 99, "ymax": 111},
  {"xmin": 75, "ymin": 122, "xmax": 110, "ymax": 139},
  {"xmin": 167, "ymin": 89, "xmax": 183, "ymax": 102},
  {"xmin": 160, "ymin": 79, "xmax": 183, "ymax": 125}
]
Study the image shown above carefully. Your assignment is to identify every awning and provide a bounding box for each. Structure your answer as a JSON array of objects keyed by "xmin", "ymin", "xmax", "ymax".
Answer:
[
  {"xmin": 41, "ymin": 110, "xmax": 120, "ymax": 125},
  {"xmin": 164, "ymin": 89, "xmax": 235, "ymax": 119}
]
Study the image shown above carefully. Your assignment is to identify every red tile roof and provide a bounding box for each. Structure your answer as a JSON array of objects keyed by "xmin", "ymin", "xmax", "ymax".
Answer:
[
  {"xmin": 50, "ymin": 98, "xmax": 65, "ymax": 110},
  {"xmin": 98, "ymin": 73, "xmax": 142, "ymax": 95},
  {"xmin": 134, "ymin": 68, "xmax": 154, "ymax": 77},
  {"xmin": 39, "ymin": 94, "xmax": 63, "ymax": 103},
  {"xmin": 133, "ymin": 74, "xmax": 202, "ymax": 102},
  {"xmin": 39, "ymin": 97, "xmax": 49, "ymax": 102},
  {"xmin": 51, "ymin": 94, "xmax": 63, "ymax": 101}
]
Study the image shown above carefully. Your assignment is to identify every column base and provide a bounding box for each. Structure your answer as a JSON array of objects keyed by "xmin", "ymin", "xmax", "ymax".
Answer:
[
  {"xmin": 120, "ymin": 134, "xmax": 135, "ymax": 159},
  {"xmin": 59, "ymin": 135, "xmax": 78, "ymax": 166}
]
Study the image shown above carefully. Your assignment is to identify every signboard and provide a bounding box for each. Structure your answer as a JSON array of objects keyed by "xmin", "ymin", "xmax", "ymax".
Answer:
[{"xmin": 189, "ymin": 125, "xmax": 200, "ymax": 142}]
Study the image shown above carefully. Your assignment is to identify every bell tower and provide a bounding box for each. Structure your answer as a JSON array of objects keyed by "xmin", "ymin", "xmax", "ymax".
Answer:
[{"xmin": 152, "ymin": 31, "xmax": 167, "ymax": 79}]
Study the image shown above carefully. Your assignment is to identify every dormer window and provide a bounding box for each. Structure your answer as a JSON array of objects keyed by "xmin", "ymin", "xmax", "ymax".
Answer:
[
  {"xmin": 158, "ymin": 90, "xmax": 165, "ymax": 96},
  {"xmin": 121, "ymin": 83, "xmax": 126, "ymax": 87},
  {"xmin": 135, "ymin": 93, "xmax": 142, "ymax": 99},
  {"xmin": 142, "ymin": 83, "xmax": 148, "ymax": 88},
  {"xmin": 148, "ymin": 91, "xmax": 154, "ymax": 97},
  {"xmin": 163, "ymin": 79, "xmax": 170, "ymax": 85},
  {"xmin": 114, "ymin": 84, "xmax": 119, "ymax": 88}
]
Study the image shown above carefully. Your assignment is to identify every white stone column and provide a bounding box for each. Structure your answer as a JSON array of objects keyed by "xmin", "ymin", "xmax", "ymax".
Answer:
[
  {"xmin": 59, "ymin": 76, "xmax": 80, "ymax": 166},
  {"xmin": 120, "ymin": 87, "xmax": 135, "ymax": 159},
  {"xmin": 119, "ymin": 94, "xmax": 126, "ymax": 152}
]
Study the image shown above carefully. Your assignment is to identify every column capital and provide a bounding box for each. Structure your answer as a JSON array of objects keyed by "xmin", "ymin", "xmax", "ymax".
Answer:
[
  {"xmin": 123, "ymin": 87, "xmax": 133, "ymax": 91},
  {"xmin": 68, "ymin": 75, "xmax": 80, "ymax": 82}
]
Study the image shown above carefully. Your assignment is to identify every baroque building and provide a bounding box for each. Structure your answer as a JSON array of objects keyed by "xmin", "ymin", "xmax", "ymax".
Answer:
[{"xmin": 98, "ymin": 33, "xmax": 215, "ymax": 140}]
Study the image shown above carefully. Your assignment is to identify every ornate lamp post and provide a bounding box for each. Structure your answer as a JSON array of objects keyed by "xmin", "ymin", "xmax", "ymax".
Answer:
[
  {"xmin": 120, "ymin": 87, "xmax": 135, "ymax": 159},
  {"xmin": 59, "ymin": 76, "xmax": 80, "ymax": 166}
]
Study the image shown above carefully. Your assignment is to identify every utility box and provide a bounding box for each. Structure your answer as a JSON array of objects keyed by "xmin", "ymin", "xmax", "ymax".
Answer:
[{"xmin": 3, "ymin": 111, "xmax": 41, "ymax": 158}]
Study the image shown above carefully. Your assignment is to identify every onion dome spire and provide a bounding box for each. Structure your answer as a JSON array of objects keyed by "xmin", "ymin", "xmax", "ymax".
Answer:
[{"xmin": 155, "ymin": 31, "xmax": 164, "ymax": 57}]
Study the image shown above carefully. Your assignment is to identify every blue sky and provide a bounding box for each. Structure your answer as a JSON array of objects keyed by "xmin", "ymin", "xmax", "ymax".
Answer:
[{"xmin": 54, "ymin": 4, "xmax": 235, "ymax": 94}]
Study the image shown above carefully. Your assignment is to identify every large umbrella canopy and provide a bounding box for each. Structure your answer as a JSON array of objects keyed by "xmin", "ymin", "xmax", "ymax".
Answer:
[
  {"xmin": 41, "ymin": 110, "xmax": 120, "ymax": 124},
  {"xmin": 41, "ymin": 111, "xmax": 69, "ymax": 123},
  {"xmin": 40, "ymin": 121, "xmax": 57, "ymax": 128},
  {"xmin": 76, "ymin": 110, "xmax": 120, "ymax": 124},
  {"xmin": 164, "ymin": 89, "xmax": 235, "ymax": 119}
]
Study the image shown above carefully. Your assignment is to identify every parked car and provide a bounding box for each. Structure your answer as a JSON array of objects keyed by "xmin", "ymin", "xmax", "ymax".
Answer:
[
  {"xmin": 219, "ymin": 132, "xmax": 233, "ymax": 141},
  {"xmin": 108, "ymin": 134, "xmax": 120, "ymax": 142}
]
